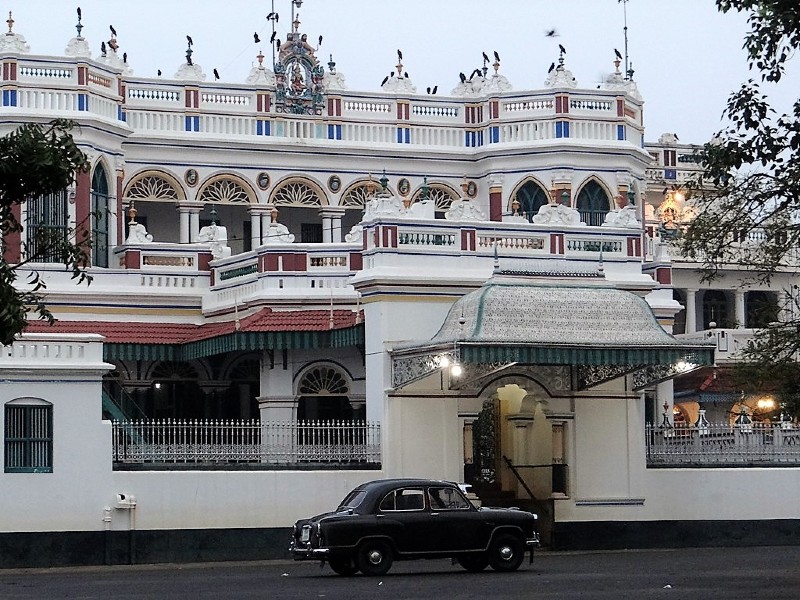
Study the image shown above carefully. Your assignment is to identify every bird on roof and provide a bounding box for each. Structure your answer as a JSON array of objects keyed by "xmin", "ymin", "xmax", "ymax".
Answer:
[
  {"xmin": 545, "ymin": 28, "xmax": 559, "ymax": 37},
  {"xmin": 77, "ymin": 6, "xmax": 81, "ymax": 19},
  {"xmin": 426, "ymin": 86, "xmax": 431, "ymax": 94},
  {"xmin": 482, "ymin": 51, "xmax": 489, "ymax": 64},
  {"xmin": 559, "ymin": 43, "xmax": 566, "ymax": 54},
  {"xmin": 381, "ymin": 75, "xmax": 389, "ymax": 86},
  {"xmin": 493, "ymin": 50, "xmax": 500, "ymax": 62},
  {"xmin": 318, "ymin": 35, "xmax": 323, "ymax": 46},
  {"xmin": 213, "ymin": 68, "xmax": 220, "ymax": 80},
  {"xmin": 275, "ymin": 13, "xmax": 279, "ymax": 22},
  {"xmin": 186, "ymin": 34, "xmax": 193, "ymax": 47},
  {"xmin": 266, "ymin": 11, "xmax": 275, "ymax": 20},
  {"xmin": 123, "ymin": 52, "xmax": 127, "ymax": 63},
  {"xmin": 110, "ymin": 24, "xmax": 117, "ymax": 37},
  {"xmin": 548, "ymin": 62, "xmax": 555, "ymax": 73},
  {"xmin": 254, "ymin": 32, "xmax": 260, "ymax": 43},
  {"xmin": 432, "ymin": 85, "xmax": 437, "ymax": 94},
  {"xmin": 459, "ymin": 72, "xmax": 466, "ymax": 83},
  {"xmin": 614, "ymin": 48, "xmax": 622, "ymax": 60},
  {"xmin": 270, "ymin": 30, "xmax": 276, "ymax": 43},
  {"xmin": 397, "ymin": 49, "xmax": 403, "ymax": 60},
  {"xmin": 404, "ymin": 72, "xmax": 409, "ymax": 78},
  {"xmin": 390, "ymin": 71, "xmax": 394, "ymax": 78},
  {"xmin": 275, "ymin": 39, "xmax": 281, "ymax": 52},
  {"xmin": 187, "ymin": 55, "xmax": 193, "ymax": 65},
  {"xmin": 157, "ymin": 69, "xmax": 162, "ymax": 76},
  {"xmin": 471, "ymin": 68, "xmax": 482, "ymax": 79}
]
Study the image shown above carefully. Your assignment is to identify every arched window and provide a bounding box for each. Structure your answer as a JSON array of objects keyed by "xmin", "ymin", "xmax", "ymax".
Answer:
[
  {"xmin": 199, "ymin": 178, "xmax": 251, "ymax": 204},
  {"xmin": 126, "ymin": 174, "xmax": 180, "ymax": 201},
  {"xmin": 91, "ymin": 164, "xmax": 110, "ymax": 267},
  {"xmin": 341, "ymin": 183, "xmax": 376, "ymax": 209},
  {"xmin": 411, "ymin": 184, "xmax": 458, "ymax": 218},
  {"xmin": 4, "ymin": 398, "xmax": 52, "ymax": 473},
  {"xmin": 576, "ymin": 180, "xmax": 610, "ymax": 226},
  {"xmin": 297, "ymin": 365, "xmax": 360, "ymax": 421},
  {"xmin": 513, "ymin": 181, "xmax": 549, "ymax": 222},
  {"xmin": 25, "ymin": 189, "xmax": 68, "ymax": 263},
  {"xmin": 272, "ymin": 181, "xmax": 322, "ymax": 207}
]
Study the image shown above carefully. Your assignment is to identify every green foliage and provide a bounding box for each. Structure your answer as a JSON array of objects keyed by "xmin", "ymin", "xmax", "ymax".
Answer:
[{"xmin": 0, "ymin": 120, "xmax": 91, "ymax": 346}]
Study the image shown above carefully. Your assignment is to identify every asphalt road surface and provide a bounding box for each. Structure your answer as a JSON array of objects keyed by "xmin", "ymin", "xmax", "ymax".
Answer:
[{"xmin": 2, "ymin": 546, "xmax": 800, "ymax": 600}]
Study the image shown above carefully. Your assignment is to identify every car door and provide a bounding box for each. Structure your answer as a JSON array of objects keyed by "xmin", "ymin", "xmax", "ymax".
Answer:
[
  {"xmin": 378, "ymin": 487, "xmax": 440, "ymax": 554},
  {"xmin": 426, "ymin": 486, "xmax": 491, "ymax": 551}
]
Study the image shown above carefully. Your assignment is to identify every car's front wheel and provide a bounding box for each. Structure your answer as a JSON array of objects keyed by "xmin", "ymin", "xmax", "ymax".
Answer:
[
  {"xmin": 488, "ymin": 533, "xmax": 525, "ymax": 572},
  {"xmin": 457, "ymin": 553, "xmax": 489, "ymax": 572},
  {"xmin": 328, "ymin": 557, "xmax": 358, "ymax": 576},
  {"xmin": 357, "ymin": 540, "xmax": 393, "ymax": 576}
]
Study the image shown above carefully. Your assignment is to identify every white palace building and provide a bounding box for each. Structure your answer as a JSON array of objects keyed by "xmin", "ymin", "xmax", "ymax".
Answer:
[{"xmin": 1, "ymin": 6, "xmax": 799, "ymax": 567}]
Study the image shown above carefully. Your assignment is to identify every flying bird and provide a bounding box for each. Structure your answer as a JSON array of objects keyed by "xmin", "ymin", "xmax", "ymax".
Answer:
[
  {"xmin": 266, "ymin": 12, "xmax": 274, "ymax": 20},
  {"xmin": 614, "ymin": 48, "xmax": 622, "ymax": 59},
  {"xmin": 186, "ymin": 34, "xmax": 193, "ymax": 46},
  {"xmin": 254, "ymin": 32, "xmax": 260, "ymax": 43},
  {"xmin": 559, "ymin": 43, "xmax": 566, "ymax": 54},
  {"xmin": 459, "ymin": 72, "xmax": 466, "ymax": 83},
  {"xmin": 213, "ymin": 68, "xmax": 220, "ymax": 80},
  {"xmin": 545, "ymin": 28, "xmax": 559, "ymax": 37},
  {"xmin": 77, "ymin": 7, "xmax": 81, "ymax": 19},
  {"xmin": 493, "ymin": 50, "xmax": 500, "ymax": 62},
  {"xmin": 381, "ymin": 75, "xmax": 389, "ymax": 86},
  {"xmin": 109, "ymin": 24, "xmax": 117, "ymax": 37},
  {"xmin": 548, "ymin": 62, "xmax": 555, "ymax": 73},
  {"xmin": 431, "ymin": 85, "xmax": 437, "ymax": 94},
  {"xmin": 482, "ymin": 51, "xmax": 489, "ymax": 63},
  {"xmin": 318, "ymin": 35, "xmax": 323, "ymax": 46},
  {"xmin": 270, "ymin": 30, "xmax": 276, "ymax": 43}
]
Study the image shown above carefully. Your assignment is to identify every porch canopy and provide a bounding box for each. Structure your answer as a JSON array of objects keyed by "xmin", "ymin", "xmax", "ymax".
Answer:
[{"xmin": 390, "ymin": 277, "xmax": 715, "ymax": 391}]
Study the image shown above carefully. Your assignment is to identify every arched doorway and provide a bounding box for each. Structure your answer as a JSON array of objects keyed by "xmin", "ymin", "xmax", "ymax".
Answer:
[
  {"xmin": 296, "ymin": 365, "xmax": 360, "ymax": 421},
  {"xmin": 576, "ymin": 180, "xmax": 611, "ymax": 226},
  {"xmin": 91, "ymin": 164, "xmax": 110, "ymax": 267},
  {"xmin": 512, "ymin": 180, "xmax": 549, "ymax": 222}
]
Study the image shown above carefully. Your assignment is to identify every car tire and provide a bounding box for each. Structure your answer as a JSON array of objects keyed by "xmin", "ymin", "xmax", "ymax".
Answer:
[
  {"xmin": 328, "ymin": 557, "xmax": 358, "ymax": 576},
  {"xmin": 488, "ymin": 533, "xmax": 525, "ymax": 572},
  {"xmin": 357, "ymin": 540, "xmax": 393, "ymax": 576},
  {"xmin": 457, "ymin": 554, "xmax": 489, "ymax": 572}
]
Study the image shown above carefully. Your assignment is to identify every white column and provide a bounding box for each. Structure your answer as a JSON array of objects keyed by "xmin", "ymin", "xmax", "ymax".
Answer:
[
  {"xmin": 249, "ymin": 206, "xmax": 271, "ymax": 248},
  {"xmin": 735, "ymin": 289, "xmax": 746, "ymax": 328},
  {"xmin": 321, "ymin": 214, "xmax": 332, "ymax": 243},
  {"xmin": 178, "ymin": 208, "xmax": 190, "ymax": 243},
  {"xmin": 656, "ymin": 380, "xmax": 674, "ymax": 426},
  {"xmin": 319, "ymin": 207, "xmax": 346, "ymax": 243},
  {"xmin": 190, "ymin": 211, "xmax": 201, "ymax": 241},
  {"xmin": 685, "ymin": 288, "xmax": 697, "ymax": 333},
  {"xmin": 178, "ymin": 201, "xmax": 204, "ymax": 243}
]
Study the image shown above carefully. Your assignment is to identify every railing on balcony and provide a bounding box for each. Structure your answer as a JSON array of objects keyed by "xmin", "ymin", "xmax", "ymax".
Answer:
[
  {"xmin": 111, "ymin": 419, "xmax": 381, "ymax": 468},
  {"xmin": 645, "ymin": 421, "xmax": 800, "ymax": 467}
]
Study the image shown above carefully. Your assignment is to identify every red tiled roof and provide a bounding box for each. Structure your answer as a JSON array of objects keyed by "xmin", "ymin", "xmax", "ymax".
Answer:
[{"xmin": 23, "ymin": 308, "xmax": 363, "ymax": 345}]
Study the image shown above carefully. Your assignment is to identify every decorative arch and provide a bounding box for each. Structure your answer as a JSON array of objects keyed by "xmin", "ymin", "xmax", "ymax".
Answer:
[
  {"xmin": 123, "ymin": 170, "xmax": 186, "ymax": 202},
  {"xmin": 575, "ymin": 177, "xmax": 612, "ymax": 226},
  {"xmin": 295, "ymin": 363, "xmax": 360, "ymax": 421},
  {"xmin": 91, "ymin": 161, "xmax": 112, "ymax": 268},
  {"xmin": 220, "ymin": 352, "xmax": 261, "ymax": 381},
  {"xmin": 411, "ymin": 182, "xmax": 459, "ymax": 212},
  {"xmin": 198, "ymin": 174, "xmax": 256, "ymax": 204},
  {"xmin": 340, "ymin": 179, "xmax": 392, "ymax": 209},
  {"xmin": 510, "ymin": 177, "xmax": 550, "ymax": 221},
  {"xmin": 270, "ymin": 176, "xmax": 327, "ymax": 207},
  {"xmin": 296, "ymin": 364, "xmax": 350, "ymax": 395}
]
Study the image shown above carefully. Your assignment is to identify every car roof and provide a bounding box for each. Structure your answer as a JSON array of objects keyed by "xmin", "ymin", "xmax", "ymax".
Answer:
[{"xmin": 356, "ymin": 478, "xmax": 457, "ymax": 494}]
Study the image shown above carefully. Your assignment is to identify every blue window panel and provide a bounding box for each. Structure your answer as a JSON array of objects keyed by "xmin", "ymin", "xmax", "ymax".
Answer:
[
  {"xmin": 404, "ymin": 128, "xmax": 410, "ymax": 144},
  {"xmin": 490, "ymin": 126, "xmax": 499, "ymax": 143},
  {"xmin": 2, "ymin": 89, "xmax": 17, "ymax": 106},
  {"xmin": 327, "ymin": 124, "xmax": 341, "ymax": 140},
  {"xmin": 617, "ymin": 124, "xmax": 626, "ymax": 140},
  {"xmin": 478, "ymin": 130, "xmax": 484, "ymax": 146},
  {"xmin": 664, "ymin": 169, "xmax": 677, "ymax": 180},
  {"xmin": 336, "ymin": 124, "xmax": 342, "ymax": 140},
  {"xmin": 328, "ymin": 124, "xmax": 334, "ymax": 139},
  {"xmin": 184, "ymin": 115, "xmax": 199, "ymax": 132},
  {"xmin": 78, "ymin": 93, "xmax": 88, "ymax": 111},
  {"xmin": 185, "ymin": 116, "xmax": 192, "ymax": 131},
  {"xmin": 397, "ymin": 127, "xmax": 403, "ymax": 143},
  {"xmin": 556, "ymin": 121, "xmax": 570, "ymax": 138},
  {"xmin": 465, "ymin": 131, "xmax": 476, "ymax": 147},
  {"xmin": 117, "ymin": 106, "xmax": 126, "ymax": 122}
]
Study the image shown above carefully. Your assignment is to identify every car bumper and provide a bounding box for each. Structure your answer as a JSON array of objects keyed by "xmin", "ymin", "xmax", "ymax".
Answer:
[
  {"xmin": 289, "ymin": 541, "xmax": 330, "ymax": 560},
  {"xmin": 526, "ymin": 533, "xmax": 541, "ymax": 548}
]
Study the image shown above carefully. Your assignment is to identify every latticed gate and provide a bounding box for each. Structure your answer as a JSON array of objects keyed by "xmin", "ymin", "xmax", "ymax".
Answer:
[{"xmin": 472, "ymin": 397, "xmax": 500, "ymax": 484}]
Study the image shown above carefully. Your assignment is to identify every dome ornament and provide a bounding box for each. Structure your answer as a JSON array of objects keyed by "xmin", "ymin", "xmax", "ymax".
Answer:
[{"xmin": 75, "ymin": 7, "xmax": 83, "ymax": 38}]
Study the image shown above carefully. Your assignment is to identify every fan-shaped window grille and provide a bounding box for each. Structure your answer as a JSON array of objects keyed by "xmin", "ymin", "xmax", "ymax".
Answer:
[
  {"xmin": 576, "ymin": 180, "xmax": 610, "ymax": 226},
  {"xmin": 341, "ymin": 184, "xmax": 374, "ymax": 208},
  {"xmin": 150, "ymin": 361, "xmax": 200, "ymax": 380},
  {"xmin": 513, "ymin": 181, "xmax": 549, "ymax": 222},
  {"xmin": 200, "ymin": 179, "xmax": 251, "ymax": 203},
  {"xmin": 273, "ymin": 181, "xmax": 322, "ymax": 206},
  {"xmin": 298, "ymin": 366, "xmax": 349, "ymax": 395},
  {"xmin": 411, "ymin": 185, "xmax": 457, "ymax": 212},
  {"xmin": 127, "ymin": 175, "xmax": 179, "ymax": 201}
]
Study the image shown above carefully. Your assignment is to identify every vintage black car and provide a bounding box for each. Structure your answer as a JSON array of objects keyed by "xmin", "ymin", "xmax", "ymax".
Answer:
[{"xmin": 289, "ymin": 478, "xmax": 539, "ymax": 576}]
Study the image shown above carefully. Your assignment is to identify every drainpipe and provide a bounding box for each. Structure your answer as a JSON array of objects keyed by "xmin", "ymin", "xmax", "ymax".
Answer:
[
  {"xmin": 115, "ymin": 493, "xmax": 137, "ymax": 564},
  {"xmin": 102, "ymin": 506, "xmax": 112, "ymax": 565}
]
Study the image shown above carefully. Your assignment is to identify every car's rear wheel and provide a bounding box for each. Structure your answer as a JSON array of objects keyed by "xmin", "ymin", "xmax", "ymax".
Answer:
[
  {"xmin": 457, "ymin": 554, "xmax": 489, "ymax": 572},
  {"xmin": 488, "ymin": 533, "xmax": 525, "ymax": 572},
  {"xmin": 328, "ymin": 557, "xmax": 358, "ymax": 576},
  {"xmin": 357, "ymin": 540, "xmax": 393, "ymax": 576}
]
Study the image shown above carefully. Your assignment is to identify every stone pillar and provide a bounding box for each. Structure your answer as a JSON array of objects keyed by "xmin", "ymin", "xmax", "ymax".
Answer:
[
  {"xmin": 177, "ymin": 201, "xmax": 204, "ymax": 243},
  {"xmin": 685, "ymin": 288, "xmax": 698, "ymax": 333},
  {"xmin": 488, "ymin": 175, "xmax": 504, "ymax": 222},
  {"xmin": 258, "ymin": 395, "xmax": 296, "ymax": 422},
  {"xmin": 319, "ymin": 206, "xmax": 346, "ymax": 243},
  {"xmin": 248, "ymin": 205, "xmax": 272, "ymax": 248},
  {"xmin": 735, "ymin": 289, "xmax": 746, "ymax": 328}
]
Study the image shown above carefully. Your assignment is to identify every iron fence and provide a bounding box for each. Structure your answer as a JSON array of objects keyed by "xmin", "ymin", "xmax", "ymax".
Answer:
[
  {"xmin": 645, "ymin": 422, "xmax": 800, "ymax": 466},
  {"xmin": 112, "ymin": 419, "xmax": 381, "ymax": 466}
]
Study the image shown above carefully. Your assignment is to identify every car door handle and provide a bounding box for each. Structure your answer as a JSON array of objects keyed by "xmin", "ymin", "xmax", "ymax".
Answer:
[{"xmin": 430, "ymin": 512, "xmax": 440, "ymax": 516}]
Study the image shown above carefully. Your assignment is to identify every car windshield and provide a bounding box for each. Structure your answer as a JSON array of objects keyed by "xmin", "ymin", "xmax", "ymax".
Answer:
[{"xmin": 338, "ymin": 489, "xmax": 367, "ymax": 511}]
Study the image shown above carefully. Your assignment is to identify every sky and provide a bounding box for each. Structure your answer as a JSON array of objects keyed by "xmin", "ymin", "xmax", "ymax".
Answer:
[{"xmin": 3, "ymin": 0, "xmax": 798, "ymax": 144}]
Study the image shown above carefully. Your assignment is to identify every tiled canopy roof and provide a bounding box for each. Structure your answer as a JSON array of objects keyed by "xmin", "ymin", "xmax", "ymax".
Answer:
[{"xmin": 23, "ymin": 309, "xmax": 364, "ymax": 360}]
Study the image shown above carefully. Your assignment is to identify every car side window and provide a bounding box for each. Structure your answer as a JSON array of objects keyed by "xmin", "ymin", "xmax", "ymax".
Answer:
[
  {"xmin": 380, "ymin": 488, "xmax": 425, "ymax": 511},
  {"xmin": 428, "ymin": 487, "xmax": 471, "ymax": 510}
]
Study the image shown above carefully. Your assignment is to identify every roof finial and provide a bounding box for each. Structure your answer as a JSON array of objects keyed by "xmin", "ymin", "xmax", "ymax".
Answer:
[
  {"xmin": 293, "ymin": 13, "xmax": 301, "ymax": 33},
  {"xmin": 76, "ymin": 7, "xmax": 83, "ymax": 37},
  {"xmin": 328, "ymin": 53, "xmax": 336, "ymax": 74},
  {"xmin": 380, "ymin": 170, "xmax": 389, "ymax": 192},
  {"xmin": 6, "ymin": 11, "xmax": 14, "ymax": 34},
  {"xmin": 256, "ymin": 50, "xmax": 264, "ymax": 67}
]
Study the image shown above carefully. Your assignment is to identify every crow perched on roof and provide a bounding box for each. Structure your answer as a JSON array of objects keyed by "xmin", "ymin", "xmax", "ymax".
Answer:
[
  {"xmin": 381, "ymin": 75, "xmax": 389, "ymax": 86},
  {"xmin": 213, "ymin": 68, "xmax": 220, "ymax": 80},
  {"xmin": 614, "ymin": 48, "xmax": 622, "ymax": 59},
  {"xmin": 186, "ymin": 35, "xmax": 193, "ymax": 46},
  {"xmin": 493, "ymin": 50, "xmax": 500, "ymax": 62},
  {"xmin": 110, "ymin": 24, "xmax": 117, "ymax": 37},
  {"xmin": 548, "ymin": 62, "xmax": 555, "ymax": 73},
  {"xmin": 459, "ymin": 72, "xmax": 466, "ymax": 83},
  {"xmin": 254, "ymin": 32, "xmax": 260, "ymax": 43},
  {"xmin": 559, "ymin": 43, "xmax": 566, "ymax": 54}
]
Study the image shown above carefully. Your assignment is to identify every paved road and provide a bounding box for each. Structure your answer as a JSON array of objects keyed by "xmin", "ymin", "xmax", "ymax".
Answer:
[{"xmin": 2, "ymin": 546, "xmax": 800, "ymax": 599}]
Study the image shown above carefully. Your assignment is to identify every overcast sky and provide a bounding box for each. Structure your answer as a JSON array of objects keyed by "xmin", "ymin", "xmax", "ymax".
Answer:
[{"xmin": 4, "ymin": 0, "xmax": 798, "ymax": 144}]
